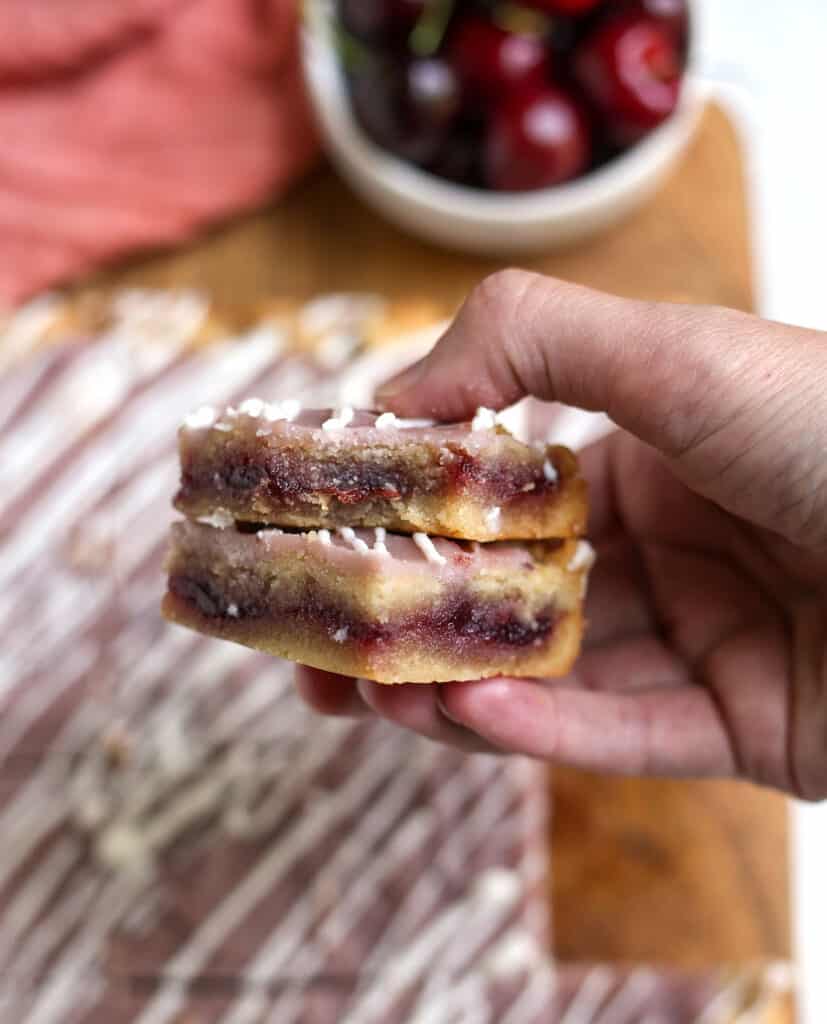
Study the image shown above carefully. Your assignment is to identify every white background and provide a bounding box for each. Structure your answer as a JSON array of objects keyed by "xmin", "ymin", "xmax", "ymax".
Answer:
[{"xmin": 696, "ymin": 3, "xmax": 827, "ymax": 1020}]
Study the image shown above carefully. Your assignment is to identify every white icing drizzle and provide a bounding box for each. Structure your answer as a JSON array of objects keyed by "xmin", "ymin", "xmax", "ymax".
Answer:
[
  {"xmin": 238, "ymin": 397, "xmax": 264, "ymax": 417},
  {"xmin": 374, "ymin": 411, "xmax": 436, "ymax": 430},
  {"xmin": 483, "ymin": 929, "xmax": 543, "ymax": 979},
  {"xmin": 272, "ymin": 398, "xmax": 301, "ymax": 421},
  {"xmin": 345, "ymin": 866, "xmax": 521, "ymax": 1024},
  {"xmin": 133, "ymin": 733, "xmax": 398, "ymax": 1024},
  {"xmin": 499, "ymin": 966, "xmax": 556, "ymax": 1024},
  {"xmin": 374, "ymin": 411, "xmax": 399, "ymax": 429},
  {"xmin": 220, "ymin": 764, "xmax": 434, "ymax": 1024},
  {"xmin": 558, "ymin": 966, "xmax": 615, "ymax": 1024},
  {"xmin": 567, "ymin": 540, "xmax": 596, "ymax": 573},
  {"xmin": 314, "ymin": 331, "xmax": 360, "ymax": 370},
  {"xmin": 0, "ymin": 320, "xmax": 280, "ymax": 590},
  {"xmin": 322, "ymin": 406, "xmax": 355, "ymax": 431},
  {"xmin": 485, "ymin": 507, "xmax": 501, "ymax": 531},
  {"xmin": 298, "ymin": 292, "xmax": 383, "ymax": 337},
  {"xmin": 543, "ymin": 457, "xmax": 558, "ymax": 483},
  {"xmin": 373, "ymin": 526, "xmax": 389, "ymax": 556},
  {"xmin": 471, "ymin": 406, "xmax": 497, "ymax": 431},
  {"xmin": 337, "ymin": 526, "xmax": 370, "ymax": 553},
  {"xmin": 325, "ymin": 754, "xmax": 501, "ymax": 958},
  {"xmin": 232, "ymin": 397, "xmax": 304, "ymax": 426},
  {"xmin": 411, "ymin": 869, "xmax": 527, "ymax": 1019},
  {"xmin": 0, "ymin": 293, "xmax": 62, "ymax": 372},
  {"xmin": 413, "ymin": 532, "xmax": 447, "ymax": 566},
  {"xmin": 590, "ymin": 968, "xmax": 658, "ymax": 1024},
  {"xmin": 0, "ymin": 291, "xmax": 566, "ymax": 1024},
  {"xmin": 183, "ymin": 405, "xmax": 216, "ymax": 429},
  {"xmin": 196, "ymin": 508, "xmax": 234, "ymax": 530},
  {"xmin": 260, "ymin": 398, "xmax": 301, "ymax": 422}
]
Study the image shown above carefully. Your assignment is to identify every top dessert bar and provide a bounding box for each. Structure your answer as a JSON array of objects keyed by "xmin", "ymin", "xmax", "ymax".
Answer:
[{"xmin": 175, "ymin": 401, "xmax": 587, "ymax": 541}]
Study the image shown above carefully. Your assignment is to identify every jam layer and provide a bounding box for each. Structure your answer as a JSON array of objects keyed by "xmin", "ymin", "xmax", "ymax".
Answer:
[
  {"xmin": 174, "ymin": 406, "xmax": 587, "ymax": 541},
  {"xmin": 168, "ymin": 571, "xmax": 558, "ymax": 651}
]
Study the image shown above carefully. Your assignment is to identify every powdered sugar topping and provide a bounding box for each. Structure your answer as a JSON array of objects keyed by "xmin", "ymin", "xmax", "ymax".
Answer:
[
  {"xmin": 263, "ymin": 398, "xmax": 302, "ymax": 422},
  {"xmin": 196, "ymin": 508, "xmax": 234, "ymax": 529},
  {"xmin": 542, "ymin": 458, "xmax": 558, "ymax": 484},
  {"xmin": 567, "ymin": 540, "xmax": 596, "ymax": 573},
  {"xmin": 374, "ymin": 412, "xmax": 437, "ymax": 430},
  {"xmin": 239, "ymin": 398, "xmax": 265, "ymax": 417},
  {"xmin": 413, "ymin": 532, "xmax": 447, "ymax": 566},
  {"xmin": 374, "ymin": 412, "xmax": 399, "ymax": 429},
  {"xmin": 322, "ymin": 406, "xmax": 355, "ymax": 431},
  {"xmin": 471, "ymin": 407, "xmax": 498, "ymax": 431},
  {"xmin": 485, "ymin": 507, "xmax": 501, "ymax": 531},
  {"xmin": 184, "ymin": 405, "xmax": 216, "ymax": 430}
]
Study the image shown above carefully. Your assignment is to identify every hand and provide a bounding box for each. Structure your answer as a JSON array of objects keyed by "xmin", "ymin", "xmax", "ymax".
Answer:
[{"xmin": 296, "ymin": 271, "xmax": 827, "ymax": 799}]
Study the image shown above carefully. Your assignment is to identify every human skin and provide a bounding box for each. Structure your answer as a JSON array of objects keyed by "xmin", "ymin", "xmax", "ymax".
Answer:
[{"xmin": 295, "ymin": 270, "xmax": 827, "ymax": 800}]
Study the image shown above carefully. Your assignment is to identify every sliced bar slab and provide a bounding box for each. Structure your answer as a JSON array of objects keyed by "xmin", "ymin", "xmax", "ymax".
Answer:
[
  {"xmin": 174, "ymin": 402, "xmax": 587, "ymax": 542},
  {"xmin": 163, "ymin": 520, "xmax": 593, "ymax": 683}
]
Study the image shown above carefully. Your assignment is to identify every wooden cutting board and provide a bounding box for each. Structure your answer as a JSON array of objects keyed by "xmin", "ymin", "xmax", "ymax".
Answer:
[{"xmin": 80, "ymin": 103, "xmax": 791, "ymax": 973}]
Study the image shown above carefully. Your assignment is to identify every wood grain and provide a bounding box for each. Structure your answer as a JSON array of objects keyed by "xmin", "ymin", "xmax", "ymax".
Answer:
[
  {"xmin": 77, "ymin": 103, "xmax": 791, "ymax": 972},
  {"xmin": 550, "ymin": 770, "xmax": 790, "ymax": 965}
]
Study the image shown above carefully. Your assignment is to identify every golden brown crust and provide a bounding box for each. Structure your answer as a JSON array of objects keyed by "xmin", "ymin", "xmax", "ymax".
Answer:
[{"xmin": 163, "ymin": 590, "xmax": 584, "ymax": 684}]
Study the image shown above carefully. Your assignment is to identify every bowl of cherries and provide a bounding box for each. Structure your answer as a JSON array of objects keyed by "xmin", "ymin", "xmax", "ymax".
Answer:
[{"xmin": 302, "ymin": 0, "xmax": 703, "ymax": 252}]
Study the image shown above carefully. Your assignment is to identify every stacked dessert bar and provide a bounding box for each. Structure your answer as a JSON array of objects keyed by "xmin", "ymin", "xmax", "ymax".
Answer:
[{"xmin": 164, "ymin": 403, "xmax": 593, "ymax": 683}]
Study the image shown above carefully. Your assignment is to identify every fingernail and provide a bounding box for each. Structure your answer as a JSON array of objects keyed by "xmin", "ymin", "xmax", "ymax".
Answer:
[
  {"xmin": 356, "ymin": 678, "xmax": 375, "ymax": 705},
  {"xmin": 436, "ymin": 689, "xmax": 461, "ymax": 724},
  {"xmin": 375, "ymin": 359, "xmax": 426, "ymax": 407}
]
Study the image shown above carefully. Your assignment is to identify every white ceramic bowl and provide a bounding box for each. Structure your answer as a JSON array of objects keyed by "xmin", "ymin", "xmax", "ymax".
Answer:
[{"xmin": 301, "ymin": 0, "xmax": 706, "ymax": 254}]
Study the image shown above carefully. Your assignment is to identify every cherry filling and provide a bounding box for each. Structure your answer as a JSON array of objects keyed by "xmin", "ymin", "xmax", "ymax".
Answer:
[
  {"xmin": 177, "ymin": 446, "xmax": 558, "ymax": 509},
  {"xmin": 168, "ymin": 574, "xmax": 557, "ymax": 651}
]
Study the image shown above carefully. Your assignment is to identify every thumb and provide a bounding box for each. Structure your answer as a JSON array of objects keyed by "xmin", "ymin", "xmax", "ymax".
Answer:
[
  {"xmin": 377, "ymin": 270, "xmax": 746, "ymax": 456},
  {"xmin": 376, "ymin": 270, "xmax": 827, "ymax": 545}
]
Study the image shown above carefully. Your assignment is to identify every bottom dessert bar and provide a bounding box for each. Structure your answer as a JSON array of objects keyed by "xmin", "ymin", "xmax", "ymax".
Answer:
[{"xmin": 163, "ymin": 521, "xmax": 592, "ymax": 683}]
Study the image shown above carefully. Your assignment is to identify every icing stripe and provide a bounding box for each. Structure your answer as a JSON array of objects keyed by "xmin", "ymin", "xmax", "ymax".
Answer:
[{"xmin": 0, "ymin": 294, "xmax": 553, "ymax": 1024}]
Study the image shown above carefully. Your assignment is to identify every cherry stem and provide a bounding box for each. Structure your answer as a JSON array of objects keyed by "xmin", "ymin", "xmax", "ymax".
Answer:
[
  {"xmin": 493, "ymin": 3, "xmax": 551, "ymax": 37},
  {"xmin": 409, "ymin": 0, "xmax": 455, "ymax": 57},
  {"xmin": 332, "ymin": 20, "xmax": 374, "ymax": 73}
]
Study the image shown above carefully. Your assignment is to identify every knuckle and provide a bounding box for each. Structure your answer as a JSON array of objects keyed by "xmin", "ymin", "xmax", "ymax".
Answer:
[{"xmin": 473, "ymin": 269, "xmax": 540, "ymax": 327}]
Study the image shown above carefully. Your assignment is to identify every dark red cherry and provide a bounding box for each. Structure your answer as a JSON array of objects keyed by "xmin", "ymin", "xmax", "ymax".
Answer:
[
  {"xmin": 449, "ymin": 17, "xmax": 550, "ymax": 100},
  {"xmin": 407, "ymin": 57, "xmax": 462, "ymax": 126},
  {"xmin": 338, "ymin": 0, "xmax": 427, "ymax": 43},
  {"xmin": 349, "ymin": 58, "xmax": 460, "ymax": 166},
  {"xmin": 575, "ymin": 13, "xmax": 682, "ymax": 143},
  {"xmin": 426, "ymin": 128, "xmax": 484, "ymax": 187},
  {"xmin": 484, "ymin": 85, "xmax": 591, "ymax": 191}
]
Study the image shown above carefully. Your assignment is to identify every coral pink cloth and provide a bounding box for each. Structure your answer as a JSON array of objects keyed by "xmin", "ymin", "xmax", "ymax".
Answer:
[{"xmin": 0, "ymin": 0, "xmax": 320, "ymax": 305}]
